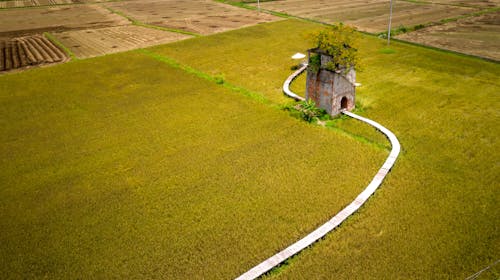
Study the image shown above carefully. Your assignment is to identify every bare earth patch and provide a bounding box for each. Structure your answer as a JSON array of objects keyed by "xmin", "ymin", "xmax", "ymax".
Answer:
[
  {"xmin": 254, "ymin": 0, "xmax": 478, "ymax": 33},
  {"xmin": 105, "ymin": 0, "xmax": 280, "ymax": 35},
  {"xmin": 397, "ymin": 12, "xmax": 500, "ymax": 61},
  {"xmin": 0, "ymin": 4, "xmax": 129, "ymax": 37},
  {"xmin": 52, "ymin": 25, "xmax": 192, "ymax": 58},
  {"xmin": 0, "ymin": 35, "xmax": 68, "ymax": 73}
]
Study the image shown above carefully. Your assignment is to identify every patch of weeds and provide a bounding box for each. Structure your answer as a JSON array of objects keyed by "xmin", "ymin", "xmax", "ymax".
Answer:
[
  {"xmin": 214, "ymin": 73, "xmax": 225, "ymax": 84},
  {"xmin": 414, "ymin": 24, "xmax": 426, "ymax": 31},
  {"xmin": 394, "ymin": 25, "xmax": 408, "ymax": 34},
  {"xmin": 283, "ymin": 100, "xmax": 330, "ymax": 123},
  {"xmin": 377, "ymin": 23, "xmax": 428, "ymax": 39},
  {"xmin": 308, "ymin": 53, "xmax": 321, "ymax": 74}
]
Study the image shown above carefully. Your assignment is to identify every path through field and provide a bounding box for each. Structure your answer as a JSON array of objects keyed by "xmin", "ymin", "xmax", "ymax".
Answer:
[{"xmin": 236, "ymin": 66, "xmax": 401, "ymax": 280}]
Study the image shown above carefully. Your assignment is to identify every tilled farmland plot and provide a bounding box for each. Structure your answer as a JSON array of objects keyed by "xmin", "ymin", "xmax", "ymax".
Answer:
[
  {"xmin": 254, "ymin": 0, "xmax": 478, "ymax": 33},
  {"xmin": 53, "ymin": 25, "xmax": 192, "ymax": 58},
  {"xmin": 0, "ymin": 35, "xmax": 68, "ymax": 72},
  {"xmin": 0, "ymin": 0, "xmax": 108, "ymax": 9},
  {"xmin": 105, "ymin": 0, "xmax": 279, "ymax": 35},
  {"xmin": 0, "ymin": 5, "xmax": 129, "ymax": 37},
  {"xmin": 397, "ymin": 11, "xmax": 500, "ymax": 61}
]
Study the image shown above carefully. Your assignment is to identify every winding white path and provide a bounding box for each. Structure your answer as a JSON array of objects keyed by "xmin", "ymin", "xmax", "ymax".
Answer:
[
  {"xmin": 235, "ymin": 68, "xmax": 401, "ymax": 280},
  {"xmin": 282, "ymin": 63, "xmax": 307, "ymax": 101}
]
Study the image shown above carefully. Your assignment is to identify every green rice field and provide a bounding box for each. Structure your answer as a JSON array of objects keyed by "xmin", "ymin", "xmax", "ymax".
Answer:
[{"xmin": 1, "ymin": 19, "xmax": 499, "ymax": 279}]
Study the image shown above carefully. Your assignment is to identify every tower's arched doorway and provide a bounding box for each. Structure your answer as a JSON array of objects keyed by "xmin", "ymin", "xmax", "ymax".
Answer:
[{"xmin": 340, "ymin": 96, "xmax": 348, "ymax": 110}]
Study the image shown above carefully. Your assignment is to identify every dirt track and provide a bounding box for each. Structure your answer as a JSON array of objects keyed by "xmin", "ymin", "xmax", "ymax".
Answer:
[{"xmin": 0, "ymin": 35, "xmax": 68, "ymax": 72}]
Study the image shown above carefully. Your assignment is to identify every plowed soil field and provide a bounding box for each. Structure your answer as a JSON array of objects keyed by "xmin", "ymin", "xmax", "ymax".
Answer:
[
  {"xmin": 0, "ymin": 35, "xmax": 68, "ymax": 72},
  {"xmin": 53, "ymin": 25, "xmax": 192, "ymax": 58},
  {"xmin": 0, "ymin": 0, "xmax": 108, "ymax": 9},
  {"xmin": 254, "ymin": 0, "xmax": 478, "ymax": 33},
  {"xmin": 0, "ymin": 4, "xmax": 129, "ymax": 37},
  {"xmin": 104, "ymin": 0, "xmax": 280, "ymax": 35},
  {"xmin": 397, "ymin": 11, "xmax": 500, "ymax": 61}
]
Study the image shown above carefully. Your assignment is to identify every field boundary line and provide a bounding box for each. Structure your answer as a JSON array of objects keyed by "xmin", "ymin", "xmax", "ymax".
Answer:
[
  {"xmin": 140, "ymin": 50, "xmax": 270, "ymax": 105},
  {"xmin": 235, "ymin": 68, "xmax": 401, "ymax": 280},
  {"xmin": 43, "ymin": 32, "xmax": 77, "ymax": 60}
]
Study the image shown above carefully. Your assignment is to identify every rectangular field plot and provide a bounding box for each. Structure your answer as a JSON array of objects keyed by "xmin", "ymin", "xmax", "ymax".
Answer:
[
  {"xmin": 255, "ymin": 0, "xmax": 478, "ymax": 33},
  {"xmin": 397, "ymin": 12, "xmax": 500, "ymax": 61},
  {"xmin": 52, "ymin": 25, "xmax": 192, "ymax": 58},
  {"xmin": 0, "ymin": 0, "xmax": 109, "ymax": 9},
  {"xmin": 105, "ymin": 0, "xmax": 280, "ymax": 35},
  {"xmin": 0, "ymin": 4, "xmax": 129, "ymax": 36},
  {"xmin": 0, "ymin": 35, "xmax": 68, "ymax": 73}
]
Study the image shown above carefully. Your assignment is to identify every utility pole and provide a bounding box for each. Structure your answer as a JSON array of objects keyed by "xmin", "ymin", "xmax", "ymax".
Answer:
[
  {"xmin": 257, "ymin": 0, "xmax": 260, "ymax": 13},
  {"xmin": 387, "ymin": 0, "xmax": 393, "ymax": 45}
]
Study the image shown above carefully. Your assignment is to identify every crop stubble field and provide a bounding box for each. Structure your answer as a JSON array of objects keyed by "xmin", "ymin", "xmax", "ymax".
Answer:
[
  {"xmin": 398, "ymin": 11, "xmax": 500, "ymax": 60},
  {"xmin": 52, "ymin": 25, "xmax": 192, "ymax": 58},
  {"xmin": 0, "ymin": 5, "xmax": 129, "ymax": 36},
  {"xmin": 104, "ymin": 0, "xmax": 280, "ymax": 35},
  {"xmin": 0, "ymin": 4, "xmax": 130, "ymax": 71}
]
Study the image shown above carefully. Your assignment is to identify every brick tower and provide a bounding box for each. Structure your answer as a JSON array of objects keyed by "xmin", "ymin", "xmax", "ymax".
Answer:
[{"xmin": 305, "ymin": 48, "xmax": 356, "ymax": 117}]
